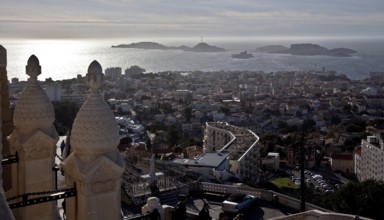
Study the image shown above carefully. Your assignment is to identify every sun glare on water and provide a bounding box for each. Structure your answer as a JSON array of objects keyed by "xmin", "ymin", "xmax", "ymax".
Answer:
[{"xmin": 7, "ymin": 40, "xmax": 96, "ymax": 80}]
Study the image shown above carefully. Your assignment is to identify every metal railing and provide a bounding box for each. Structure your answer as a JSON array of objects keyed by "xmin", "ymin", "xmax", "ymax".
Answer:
[
  {"xmin": 2, "ymin": 153, "xmax": 18, "ymax": 165},
  {"xmin": 7, "ymin": 187, "xmax": 76, "ymax": 209}
]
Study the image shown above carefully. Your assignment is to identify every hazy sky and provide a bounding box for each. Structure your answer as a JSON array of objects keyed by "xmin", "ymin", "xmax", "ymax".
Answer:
[{"xmin": 1, "ymin": 0, "xmax": 384, "ymax": 40}]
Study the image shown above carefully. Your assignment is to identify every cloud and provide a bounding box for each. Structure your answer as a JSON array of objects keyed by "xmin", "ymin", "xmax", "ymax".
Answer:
[
  {"xmin": 1, "ymin": 0, "xmax": 384, "ymax": 39},
  {"xmin": 218, "ymin": 10, "xmax": 384, "ymax": 25}
]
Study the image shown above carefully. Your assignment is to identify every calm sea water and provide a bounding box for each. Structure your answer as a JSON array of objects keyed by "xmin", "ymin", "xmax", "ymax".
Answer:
[{"xmin": 1, "ymin": 38, "xmax": 384, "ymax": 81}]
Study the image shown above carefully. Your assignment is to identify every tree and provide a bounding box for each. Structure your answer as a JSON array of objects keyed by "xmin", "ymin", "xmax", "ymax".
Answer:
[
  {"xmin": 184, "ymin": 107, "xmax": 193, "ymax": 122},
  {"xmin": 330, "ymin": 114, "xmax": 341, "ymax": 125},
  {"xmin": 346, "ymin": 123, "xmax": 365, "ymax": 133},
  {"xmin": 167, "ymin": 125, "xmax": 181, "ymax": 147},
  {"xmin": 220, "ymin": 106, "xmax": 230, "ymax": 115},
  {"xmin": 319, "ymin": 179, "xmax": 384, "ymax": 219},
  {"xmin": 161, "ymin": 103, "xmax": 174, "ymax": 114},
  {"xmin": 343, "ymin": 104, "xmax": 352, "ymax": 113},
  {"xmin": 343, "ymin": 137, "xmax": 361, "ymax": 151},
  {"xmin": 302, "ymin": 119, "xmax": 316, "ymax": 131},
  {"xmin": 274, "ymin": 146, "xmax": 287, "ymax": 159},
  {"xmin": 260, "ymin": 133, "xmax": 280, "ymax": 157},
  {"xmin": 53, "ymin": 101, "xmax": 80, "ymax": 131}
]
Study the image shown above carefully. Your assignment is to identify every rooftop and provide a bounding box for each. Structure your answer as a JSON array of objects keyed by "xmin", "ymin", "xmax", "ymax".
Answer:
[
  {"xmin": 207, "ymin": 122, "xmax": 259, "ymax": 160},
  {"xmin": 173, "ymin": 152, "xmax": 228, "ymax": 168}
]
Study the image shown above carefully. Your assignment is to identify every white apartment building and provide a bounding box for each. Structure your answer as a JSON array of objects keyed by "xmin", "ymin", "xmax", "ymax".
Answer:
[
  {"xmin": 44, "ymin": 83, "xmax": 62, "ymax": 101},
  {"xmin": 105, "ymin": 67, "xmax": 122, "ymax": 78},
  {"xmin": 355, "ymin": 126, "xmax": 384, "ymax": 181},
  {"xmin": 203, "ymin": 121, "xmax": 260, "ymax": 182}
]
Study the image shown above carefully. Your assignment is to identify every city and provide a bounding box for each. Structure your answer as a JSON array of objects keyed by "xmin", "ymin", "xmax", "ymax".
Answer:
[
  {"xmin": 1, "ymin": 44, "xmax": 383, "ymax": 219},
  {"xmin": 1, "ymin": 0, "xmax": 384, "ymax": 219}
]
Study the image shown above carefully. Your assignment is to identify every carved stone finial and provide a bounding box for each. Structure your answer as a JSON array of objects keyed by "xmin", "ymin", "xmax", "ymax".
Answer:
[
  {"xmin": 0, "ymin": 45, "xmax": 6, "ymax": 67},
  {"xmin": 70, "ymin": 60, "xmax": 119, "ymax": 156},
  {"xmin": 85, "ymin": 60, "xmax": 104, "ymax": 92},
  {"xmin": 13, "ymin": 55, "xmax": 55, "ymax": 132},
  {"xmin": 26, "ymin": 55, "xmax": 41, "ymax": 79}
]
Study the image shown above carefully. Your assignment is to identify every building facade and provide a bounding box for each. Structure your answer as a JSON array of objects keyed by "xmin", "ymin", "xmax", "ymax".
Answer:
[
  {"xmin": 203, "ymin": 121, "xmax": 260, "ymax": 182},
  {"xmin": 355, "ymin": 126, "xmax": 384, "ymax": 182}
]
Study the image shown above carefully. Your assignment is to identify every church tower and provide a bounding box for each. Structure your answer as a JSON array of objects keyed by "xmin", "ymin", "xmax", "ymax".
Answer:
[
  {"xmin": 8, "ymin": 55, "xmax": 59, "ymax": 219},
  {"xmin": 61, "ymin": 60, "xmax": 125, "ymax": 220}
]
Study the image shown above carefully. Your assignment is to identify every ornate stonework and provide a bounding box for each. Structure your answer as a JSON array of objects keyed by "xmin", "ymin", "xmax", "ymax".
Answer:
[
  {"xmin": 70, "ymin": 60, "xmax": 120, "ymax": 156},
  {"xmin": 9, "ymin": 55, "xmax": 58, "ymax": 220},
  {"xmin": 0, "ymin": 45, "xmax": 15, "ymax": 220},
  {"xmin": 62, "ymin": 60, "xmax": 124, "ymax": 220},
  {"xmin": 8, "ymin": 130, "xmax": 57, "ymax": 161},
  {"xmin": 0, "ymin": 45, "xmax": 13, "ymax": 193},
  {"xmin": 13, "ymin": 55, "xmax": 55, "ymax": 134},
  {"xmin": 0, "ymin": 45, "xmax": 6, "ymax": 67},
  {"xmin": 63, "ymin": 154, "xmax": 124, "ymax": 194}
]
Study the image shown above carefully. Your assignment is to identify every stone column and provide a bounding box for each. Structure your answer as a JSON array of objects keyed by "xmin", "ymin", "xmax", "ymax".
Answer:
[
  {"xmin": 0, "ymin": 45, "xmax": 15, "ymax": 220},
  {"xmin": 8, "ymin": 55, "xmax": 59, "ymax": 220},
  {"xmin": 61, "ymin": 61, "xmax": 125, "ymax": 220},
  {"xmin": 149, "ymin": 154, "xmax": 159, "ymax": 195},
  {"xmin": 0, "ymin": 45, "xmax": 13, "ymax": 193}
]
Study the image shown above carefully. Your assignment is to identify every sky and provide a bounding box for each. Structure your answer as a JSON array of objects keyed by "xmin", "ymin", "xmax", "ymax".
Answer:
[{"xmin": 1, "ymin": 0, "xmax": 384, "ymax": 40}]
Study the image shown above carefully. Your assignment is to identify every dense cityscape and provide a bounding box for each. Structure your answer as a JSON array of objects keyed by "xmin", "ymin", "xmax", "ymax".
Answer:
[
  {"xmin": 1, "ymin": 0, "xmax": 384, "ymax": 219},
  {"xmin": 5, "ymin": 59, "xmax": 384, "ymax": 219}
]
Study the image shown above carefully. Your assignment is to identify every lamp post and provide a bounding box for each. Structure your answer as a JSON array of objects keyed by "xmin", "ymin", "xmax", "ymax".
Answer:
[{"xmin": 300, "ymin": 133, "xmax": 305, "ymax": 212}]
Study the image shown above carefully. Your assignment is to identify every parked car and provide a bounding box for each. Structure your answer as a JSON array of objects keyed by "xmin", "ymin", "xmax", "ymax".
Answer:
[
  {"xmin": 222, "ymin": 194, "xmax": 257, "ymax": 214},
  {"xmin": 312, "ymin": 174, "xmax": 322, "ymax": 180},
  {"xmin": 304, "ymin": 170, "xmax": 312, "ymax": 175},
  {"xmin": 318, "ymin": 180, "xmax": 326, "ymax": 184}
]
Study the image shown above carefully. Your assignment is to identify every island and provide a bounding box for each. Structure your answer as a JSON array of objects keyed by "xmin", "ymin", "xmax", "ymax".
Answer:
[
  {"xmin": 254, "ymin": 45, "xmax": 289, "ymax": 53},
  {"xmin": 112, "ymin": 42, "xmax": 225, "ymax": 52},
  {"xmin": 231, "ymin": 51, "xmax": 254, "ymax": 59},
  {"xmin": 255, "ymin": 43, "xmax": 357, "ymax": 57}
]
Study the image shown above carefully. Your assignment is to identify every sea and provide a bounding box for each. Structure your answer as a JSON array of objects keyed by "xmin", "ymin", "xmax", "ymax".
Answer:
[{"xmin": 1, "ymin": 38, "xmax": 384, "ymax": 81}]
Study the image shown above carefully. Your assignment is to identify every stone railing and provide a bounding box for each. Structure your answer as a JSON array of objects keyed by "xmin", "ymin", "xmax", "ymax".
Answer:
[
  {"xmin": 271, "ymin": 209, "xmax": 372, "ymax": 220},
  {"xmin": 195, "ymin": 182, "xmax": 328, "ymax": 212},
  {"xmin": 125, "ymin": 182, "xmax": 371, "ymax": 220}
]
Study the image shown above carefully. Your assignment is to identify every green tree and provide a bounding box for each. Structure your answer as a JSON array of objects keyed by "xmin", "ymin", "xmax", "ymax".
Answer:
[
  {"xmin": 343, "ymin": 104, "xmax": 352, "ymax": 113},
  {"xmin": 220, "ymin": 106, "xmax": 230, "ymax": 115},
  {"xmin": 184, "ymin": 107, "xmax": 193, "ymax": 122},
  {"xmin": 303, "ymin": 119, "xmax": 316, "ymax": 131},
  {"xmin": 53, "ymin": 101, "xmax": 80, "ymax": 131},
  {"xmin": 346, "ymin": 124, "xmax": 363, "ymax": 133},
  {"xmin": 320, "ymin": 179, "xmax": 384, "ymax": 219},
  {"xmin": 343, "ymin": 137, "xmax": 361, "ymax": 151},
  {"xmin": 161, "ymin": 103, "xmax": 174, "ymax": 114},
  {"xmin": 167, "ymin": 125, "xmax": 181, "ymax": 147}
]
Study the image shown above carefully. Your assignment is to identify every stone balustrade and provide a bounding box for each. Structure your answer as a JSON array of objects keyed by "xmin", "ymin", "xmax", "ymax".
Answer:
[{"xmin": 196, "ymin": 182, "xmax": 328, "ymax": 212}]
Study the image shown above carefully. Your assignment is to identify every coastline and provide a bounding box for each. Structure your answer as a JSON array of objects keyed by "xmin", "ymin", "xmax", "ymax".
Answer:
[{"xmin": 2, "ymin": 39, "xmax": 384, "ymax": 81}]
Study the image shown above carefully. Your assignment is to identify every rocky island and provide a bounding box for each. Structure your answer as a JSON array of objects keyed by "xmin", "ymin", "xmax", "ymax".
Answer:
[
  {"xmin": 231, "ymin": 51, "xmax": 254, "ymax": 59},
  {"xmin": 255, "ymin": 43, "xmax": 357, "ymax": 57},
  {"xmin": 112, "ymin": 42, "xmax": 225, "ymax": 52}
]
